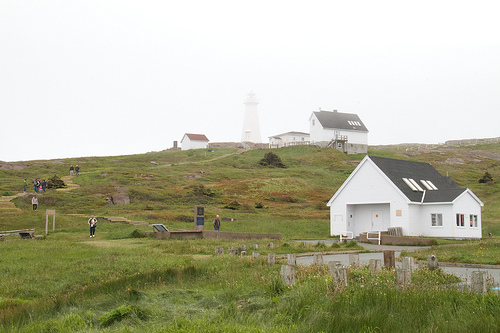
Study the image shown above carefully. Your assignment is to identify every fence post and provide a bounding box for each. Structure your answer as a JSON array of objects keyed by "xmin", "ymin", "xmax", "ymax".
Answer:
[
  {"xmin": 331, "ymin": 267, "xmax": 348, "ymax": 287},
  {"xmin": 268, "ymin": 253, "xmax": 276, "ymax": 265},
  {"xmin": 349, "ymin": 253, "xmax": 359, "ymax": 268},
  {"xmin": 471, "ymin": 271, "xmax": 488, "ymax": 294},
  {"xmin": 369, "ymin": 259, "xmax": 382, "ymax": 274},
  {"xmin": 287, "ymin": 253, "xmax": 296, "ymax": 266},
  {"xmin": 313, "ymin": 253, "xmax": 324, "ymax": 266},
  {"xmin": 401, "ymin": 257, "xmax": 414, "ymax": 272},
  {"xmin": 384, "ymin": 250, "xmax": 395, "ymax": 268},
  {"xmin": 395, "ymin": 268, "xmax": 411, "ymax": 291},
  {"xmin": 427, "ymin": 255, "xmax": 438, "ymax": 271},
  {"xmin": 281, "ymin": 265, "xmax": 295, "ymax": 286}
]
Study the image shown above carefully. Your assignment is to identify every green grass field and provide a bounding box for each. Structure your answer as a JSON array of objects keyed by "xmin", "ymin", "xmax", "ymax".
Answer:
[{"xmin": 1, "ymin": 144, "xmax": 500, "ymax": 331}]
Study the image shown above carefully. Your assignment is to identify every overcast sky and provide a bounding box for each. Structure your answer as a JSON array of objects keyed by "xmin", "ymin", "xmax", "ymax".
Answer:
[{"xmin": 1, "ymin": 1, "xmax": 499, "ymax": 162}]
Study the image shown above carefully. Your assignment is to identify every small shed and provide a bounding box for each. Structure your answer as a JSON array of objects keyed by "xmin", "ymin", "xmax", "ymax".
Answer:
[
  {"xmin": 269, "ymin": 131, "xmax": 310, "ymax": 148},
  {"xmin": 181, "ymin": 133, "xmax": 209, "ymax": 150}
]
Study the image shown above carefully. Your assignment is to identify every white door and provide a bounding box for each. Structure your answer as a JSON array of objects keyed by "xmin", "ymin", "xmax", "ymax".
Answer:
[{"xmin": 371, "ymin": 210, "xmax": 383, "ymax": 231}]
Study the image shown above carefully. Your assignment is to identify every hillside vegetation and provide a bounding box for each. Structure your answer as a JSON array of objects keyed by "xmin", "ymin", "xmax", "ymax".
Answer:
[
  {"xmin": 1, "ymin": 143, "xmax": 499, "ymax": 237},
  {"xmin": 1, "ymin": 143, "xmax": 500, "ymax": 332}
]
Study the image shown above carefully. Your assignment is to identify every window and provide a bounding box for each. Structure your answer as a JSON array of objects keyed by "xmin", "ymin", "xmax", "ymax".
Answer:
[
  {"xmin": 470, "ymin": 214, "xmax": 478, "ymax": 228},
  {"xmin": 456, "ymin": 214, "xmax": 465, "ymax": 227},
  {"xmin": 431, "ymin": 213, "xmax": 442, "ymax": 226},
  {"xmin": 312, "ymin": 119, "xmax": 315, "ymax": 126}
]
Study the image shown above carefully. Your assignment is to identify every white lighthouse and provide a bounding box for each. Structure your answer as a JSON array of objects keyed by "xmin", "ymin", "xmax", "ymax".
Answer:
[{"xmin": 241, "ymin": 91, "xmax": 262, "ymax": 143}]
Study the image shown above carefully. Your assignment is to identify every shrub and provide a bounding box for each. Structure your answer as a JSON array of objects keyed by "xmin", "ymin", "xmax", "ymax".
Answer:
[
  {"xmin": 254, "ymin": 202, "xmax": 265, "ymax": 209},
  {"xmin": 47, "ymin": 175, "xmax": 66, "ymax": 189},
  {"xmin": 2, "ymin": 191, "xmax": 11, "ymax": 196},
  {"xmin": 98, "ymin": 304, "xmax": 147, "ymax": 327},
  {"xmin": 479, "ymin": 172, "xmax": 493, "ymax": 183},
  {"xmin": 259, "ymin": 151, "xmax": 286, "ymax": 168},
  {"xmin": 177, "ymin": 214, "xmax": 192, "ymax": 222},
  {"xmin": 131, "ymin": 229, "xmax": 146, "ymax": 238},
  {"xmin": 224, "ymin": 200, "xmax": 241, "ymax": 210},
  {"xmin": 345, "ymin": 240, "xmax": 358, "ymax": 248}
]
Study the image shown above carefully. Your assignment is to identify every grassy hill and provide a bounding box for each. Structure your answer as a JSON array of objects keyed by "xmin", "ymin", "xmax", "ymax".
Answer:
[
  {"xmin": 1, "ymin": 142, "xmax": 499, "ymax": 237},
  {"xmin": 1, "ymin": 143, "xmax": 500, "ymax": 332}
]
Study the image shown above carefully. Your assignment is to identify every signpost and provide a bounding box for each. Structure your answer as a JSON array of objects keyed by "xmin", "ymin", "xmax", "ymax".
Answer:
[
  {"xmin": 46, "ymin": 209, "xmax": 56, "ymax": 234},
  {"xmin": 194, "ymin": 206, "xmax": 204, "ymax": 231}
]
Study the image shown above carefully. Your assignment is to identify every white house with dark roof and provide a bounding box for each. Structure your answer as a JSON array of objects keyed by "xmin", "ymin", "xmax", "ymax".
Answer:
[
  {"xmin": 309, "ymin": 110, "xmax": 368, "ymax": 154},
  {"xmin": 269, "ymin": 131, "xmax": 310, "ymax": 148},
  {"xmin": 327, "ymin": 155, "xmax": 483, "ymax": 239},
  {"xmin": 181, "ymin": 133, "xmax": 209, "ymax": 150}
]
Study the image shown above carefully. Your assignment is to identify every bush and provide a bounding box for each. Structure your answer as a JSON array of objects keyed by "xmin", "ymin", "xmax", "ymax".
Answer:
[
  {"xmin": 224, "ymin": 200, "xmax": 241, "ymax": 210},
  {"xmin": 479, "ymin": 172, "xmax": 493, "ymax": 183},
  {"xmin": 259, "ymin": 151, "xmax": 286, "ymax": 168},
  {"xmin": 47, "ymin": 175, "xmax": 66, "ymax": 189},
  {"xmin": 254, "ymin": 202, "xmax": 265, "ymax": 209},
  {"xmin": 131, "ymin": 229, "xmax": 146, "ymax": 238}
]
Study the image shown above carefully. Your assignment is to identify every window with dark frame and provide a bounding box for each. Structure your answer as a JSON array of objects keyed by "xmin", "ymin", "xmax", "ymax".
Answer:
[{"xmin": 456, "ymin": 213, "xmax": 465, "ymax": 227}]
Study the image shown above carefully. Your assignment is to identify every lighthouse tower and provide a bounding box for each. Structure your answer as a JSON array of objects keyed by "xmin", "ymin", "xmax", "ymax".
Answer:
[{"xmin": 241, "ymin": 91, "xmax": 262, "ymax": 143}]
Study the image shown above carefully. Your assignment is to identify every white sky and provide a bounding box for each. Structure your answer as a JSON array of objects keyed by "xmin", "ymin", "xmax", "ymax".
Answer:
[{"xmin": 1, "ymin": 1, "xmax": 499, "ymax": 162}]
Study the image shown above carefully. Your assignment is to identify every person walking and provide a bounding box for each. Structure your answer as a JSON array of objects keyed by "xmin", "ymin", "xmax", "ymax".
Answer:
[
  {"xmin": 88, "ymin": 215, "xmax": 97, "ymax": 237},
  {"xmin": 69, "ymin": 165, "xmax": 74, "ymax": 176},
  {"xmin": 75, "ymin": 165, "xmax": 80, "ymax": 175},
  {"xmin": 23, "ymin": 179, "xmax": 27, "ymax": 192},
  {"xmin": 34, "ymin": 179, "xmax": 40, "ymax": 193},
  {"xmin": 41, "ymin": 179, "xmax": 47, "ymax": 192},
  {"xmin": 31, "ymin": 195, "xmax": 38, "ymax": 211},
  {"xmin": 213, "ymin": 215, "xmax": 221, "ymax": 231}
]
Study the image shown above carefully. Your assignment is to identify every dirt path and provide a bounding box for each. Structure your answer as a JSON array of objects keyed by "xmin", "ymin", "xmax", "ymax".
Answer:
[
  {"xmin": 161, "ymin": 149, "xmax": 247, "ymax": 167},
  {"xmin": 0, "ymin": 193, "xmax": 23, "ymax": 212}
]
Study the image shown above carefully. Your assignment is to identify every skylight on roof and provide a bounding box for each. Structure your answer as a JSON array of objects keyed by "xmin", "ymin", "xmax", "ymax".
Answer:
[
  {"xmin": 348, "ymin": 120, "xmax": 361, "ymax": 126},
  {"xmin": 426, "ymin": 180, "xmax": 438, "ymax": 190},
  {"xmin": 402, "ymin": 178, "xmax": 418, "ymax": 191},
  {"xmin": 420, "ymin": 180, "xmax": 434, "ymax": 190},
  {"xmin": 408, "ymin": 178, "xmax": 424, "ymax": 191}
]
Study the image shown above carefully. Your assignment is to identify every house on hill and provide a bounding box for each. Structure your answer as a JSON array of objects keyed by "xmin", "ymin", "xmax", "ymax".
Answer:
[
  {"xmin": 309, "ymin": 110, "xmax": 368, "ymax": 154},
  {"xmin": 181, "ymin": 133, "xmax": 209, "ymax": 150},
  {"xmin": 327, "ymin": 155, "xmax": 483, "ymax": 239},
  {"xmin": 269, "ymin": 131, "xmax": 310, "ymax": 148}
]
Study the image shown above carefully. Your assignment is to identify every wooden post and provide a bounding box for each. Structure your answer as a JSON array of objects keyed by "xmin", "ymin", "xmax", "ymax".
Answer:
[
  {"xmin": 281, "ymin": 265, "xmax": 295, "ymax": 286},
  {"xmin": 45, "ymin": 210, "xmax": 56, "ymax": 234},
  {"xmin": 401, "ymin": 257, "xmax": 414, "ymax": 272},
  {"xmin": 369, "ymin": 259, "xmax": 382, "ymax": 274},
  {"xmin": 427, "ymin": 255, "xmax": 438, "ymax": 271},
  {"xmin": 287, "ymin": 253, "xmax": 296, "ymax": 266},
  {"xmin": 471, "ymin": 271, "xmax": 487, "ymax": 294},
  {"xmin": 328, "ymin": 261, "xmax": 342, "ymax": 275},
  {"xmin": 395, "ymin": 268, "xmax": 411, "ymax": 291},
  {"xmin": 331, "ymin": 267, "xmax": 348, "ymax": 287},
  {"xmin": 383, "ymin": 250, "xmax": 395, "ymax": 268},
  {"xmin": 267, "ymin": 242, "xmax": 274, "ymax": 249},
  {"xmin": 268, "ymin": 253, "xmax": 276, "ymax": 265},
  {"xmin": 313, "ymin": 253, "xmax": 324, "ymax": 266},
  {"xmin": 253, "ymin": 244, "xmax": 258, "ymax": 250},
  {"xmin": 349, "ymin": 253, "xmax": 359, "ymax": 268},
  {"xmin": 252, "ymin": 251, "xmax": 260, "ymax": 260}
]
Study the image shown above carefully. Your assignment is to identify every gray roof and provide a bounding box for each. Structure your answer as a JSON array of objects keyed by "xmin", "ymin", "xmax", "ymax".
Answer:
[
  {"xmin": 269, "ymin": 131, "xmax": 310, "ymax": 138},
  {"xmin": 368, "ymin": 156, "xmax": 466, "ymax": 203},
  {"xmin": 313, "ymin": 111, "xmax": 368, "ymax": 132}
]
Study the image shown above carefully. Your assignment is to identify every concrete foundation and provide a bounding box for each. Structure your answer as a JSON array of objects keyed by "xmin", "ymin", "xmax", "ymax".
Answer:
[{"xmin": 147, "ymin": 230, "xmax": 282, "ymax": 240}]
